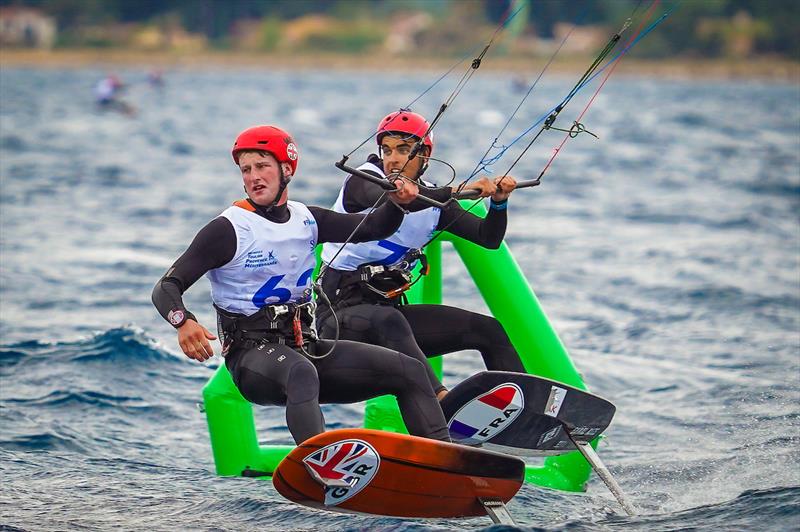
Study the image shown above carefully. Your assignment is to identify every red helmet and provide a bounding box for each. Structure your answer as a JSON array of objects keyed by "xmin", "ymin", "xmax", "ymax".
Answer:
[
  {"xmin": 376, "ymin": 110, "xmax": 434, "ymax": 156},
  {"xmin": 232, "ymin": 125, "xmax": 299, "ymax": 175}
]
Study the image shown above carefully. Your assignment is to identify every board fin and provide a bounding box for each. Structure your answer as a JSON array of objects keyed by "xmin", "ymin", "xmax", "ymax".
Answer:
[
  {"xmin": 479, "ymin": 497, "xmax": 516, "ymax": 525},
  {"xmin": 570, "ymin": 436, "xmax": 637, "ymax": 516}
]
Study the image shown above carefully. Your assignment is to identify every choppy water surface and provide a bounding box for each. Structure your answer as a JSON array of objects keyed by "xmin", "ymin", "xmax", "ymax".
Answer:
[{"xmin": 1, "ymin": 67, "xmax": 798, "ymax": 531}]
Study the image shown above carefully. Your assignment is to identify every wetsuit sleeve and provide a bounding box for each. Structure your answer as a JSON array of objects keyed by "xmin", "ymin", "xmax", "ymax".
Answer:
[
  {"xmin": 341, "ymin": 166, "xmax": 388, "ymax": 213},
  {"xmin": 436, "ymin": 199, "xmax": 508, "ymax": 249},
  {"xmin": 342, "ymin": 156, "xmax": 452, "ymax": 213},
  {"xmin": 151, "ymin": 217, "xmax": 236, "ymax": 325},
  {"xmin": 309, "ymin": 202, "xmax": 405, "ymax": 244}
]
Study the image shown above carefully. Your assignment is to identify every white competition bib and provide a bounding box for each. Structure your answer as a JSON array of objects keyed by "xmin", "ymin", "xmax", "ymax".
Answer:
[
  {"xmin": 321, "ymin": 161, "xmax": 440, "ymax": 271},
  {"xmin": 207, "ymin": 200, "xmax": 318, "ymax": 315}
]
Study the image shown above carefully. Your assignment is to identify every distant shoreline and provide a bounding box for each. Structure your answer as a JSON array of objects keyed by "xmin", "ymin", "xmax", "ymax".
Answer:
[{"xmin": 1, "ymin": 49, "xmax": 798, "ymax": 81}]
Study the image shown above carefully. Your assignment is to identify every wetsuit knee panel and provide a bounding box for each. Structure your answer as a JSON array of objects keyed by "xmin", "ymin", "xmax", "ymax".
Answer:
[
  {"xmin": 470, "ymin": 313, "xmax": 510, "ymax": 345},
  {"xmin": 339, "ymin": 305, "xmax": 378, "ymax": 333},
  {"xmin": 344, "ymin": 305, "xmax": 416, "ymax": 346},
  {"xmin": 235, "ymin": 366, "xmax": 287, "ymax": 406},
  {"xmin": 397, "ymin": 354, "xmax": 433, "ymax": 390},
  {"xmin": 468, "ymin": 314, "xmax": 525, "ymax": 372},
  {"xmin": 229, "ymin": 343, "xmax": 320, "ymax": 405},
  {"xmin": 285, "ymin": 359, "xmax": 320, "ymax": 405}
]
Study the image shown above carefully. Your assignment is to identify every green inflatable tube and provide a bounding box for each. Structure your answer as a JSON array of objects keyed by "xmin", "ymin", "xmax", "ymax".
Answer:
[{"xmin": 203, "ymin": 200, "xmax": 595, "ymax": 491}]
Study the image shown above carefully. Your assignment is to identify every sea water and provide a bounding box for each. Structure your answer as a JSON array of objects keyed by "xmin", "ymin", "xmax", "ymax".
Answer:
[{"xmin": 1, "ymin": 68, "xmax": 798, "ymax": 531}]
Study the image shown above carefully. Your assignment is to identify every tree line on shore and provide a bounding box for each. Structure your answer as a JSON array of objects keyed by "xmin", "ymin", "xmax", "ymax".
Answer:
[{"xmin": 2, "ymin": 0, "xmax": 797, "ymax": 60}]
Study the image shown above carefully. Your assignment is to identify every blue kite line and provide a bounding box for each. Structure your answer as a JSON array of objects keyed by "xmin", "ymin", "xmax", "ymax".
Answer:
[{"xmin": 470, "ymin": 2, "xmax": 679, "ymax": 179}]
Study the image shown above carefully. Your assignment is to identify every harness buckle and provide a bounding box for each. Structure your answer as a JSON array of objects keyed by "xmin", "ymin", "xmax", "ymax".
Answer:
[
  {"xmin": 397, "ymin": 249, "xmax": 428, "ymax": 275},
  {"xmin": 360, "ymin": 264, "xmax": 386, "ymax": 282},
  {"xmin": 266, "ymin": 304, "xmax": 290, "ymax": 323}
]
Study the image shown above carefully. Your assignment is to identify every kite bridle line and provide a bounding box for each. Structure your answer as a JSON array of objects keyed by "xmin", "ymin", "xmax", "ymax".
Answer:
[
  {"xmin": 325, "ymin": 2, "xmax": 528, "ymax": 274},
  {"xmin": 308, "ymin": 3, "xmax": 528, "ymax": 358},
  {"xmin": 425, "ymin": 1, "xmax": 676, "ymax": 250},
  {"xmin": 310, "ymin": 2, "xmax": 677, "ymax": 358}
]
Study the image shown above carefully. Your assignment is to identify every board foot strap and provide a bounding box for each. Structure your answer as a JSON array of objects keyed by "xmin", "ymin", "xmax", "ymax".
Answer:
[{"xmin": 479, "ymin": 497, "xmax": 516, "ymax": 525}]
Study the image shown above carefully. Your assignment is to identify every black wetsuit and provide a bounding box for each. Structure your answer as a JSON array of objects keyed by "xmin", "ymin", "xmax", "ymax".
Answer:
[
  {"xmin": 152, "ymin": 199, "xmax": 450, "ymax": 444},
  {"xmin": 318, "ymin": 156, "xmax": 526, "ymax": 394}
]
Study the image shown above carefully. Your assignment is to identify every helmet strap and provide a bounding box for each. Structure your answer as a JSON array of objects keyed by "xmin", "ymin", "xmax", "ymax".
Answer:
[
  {"xmin": 418, "ymin": 158, "xmax": 429, "ymax": 178},
  {"xmin": 247, "ymin": 165, "xmax": 291, "ymax": 214},
  {"xmin": 415, "ymin": 145, "xmax": 430, "ymax": 178}
]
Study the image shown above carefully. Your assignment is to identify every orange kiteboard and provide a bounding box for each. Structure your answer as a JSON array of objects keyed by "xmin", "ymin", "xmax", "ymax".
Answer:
[{"xmin": 273, "ymin": 428, "xmax": 524, "ymax": 521}]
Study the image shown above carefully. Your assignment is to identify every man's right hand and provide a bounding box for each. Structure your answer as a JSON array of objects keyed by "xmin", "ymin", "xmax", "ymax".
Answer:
[
  {"xmin": 388, "ymin": 176, "xmax": 419, "ymax": 205},
  {"xmin": 177, "ymin": 319, "xmax": 217, "ymax": 362}
]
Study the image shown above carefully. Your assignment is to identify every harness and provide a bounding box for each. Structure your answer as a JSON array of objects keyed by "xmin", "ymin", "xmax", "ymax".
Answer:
[
  {"xmin": 216, "ymin": 298, "xmax": 318, "ymax": 356},
  {"xmin": 214, "ymin": 198, "xmax": 330, "ymax": 358},
  {"xmin": 322, "ymin": 249, "xmax": 429, "ymax": 309}
]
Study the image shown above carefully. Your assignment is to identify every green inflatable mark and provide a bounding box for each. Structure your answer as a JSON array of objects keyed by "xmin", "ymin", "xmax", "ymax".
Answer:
[{"xmin": 203, "ymin": 201, "xmax": 594, "ymax": 491}]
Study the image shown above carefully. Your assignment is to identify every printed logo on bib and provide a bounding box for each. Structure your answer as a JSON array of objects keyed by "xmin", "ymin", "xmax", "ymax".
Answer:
[
  {"xmin": 447, "ymin": 383, "xmax": 524, "ymax": 445},
  {"xmin": 244, "ymin": 249, "xmax": 278, "ymax": 268},
  {"xmin": 544, "ymin": 386, "xmax": 567, "ymax": 417},
  {"xmin": 302, "ymin": 439, "xmax": 379, "ymax": 506}
]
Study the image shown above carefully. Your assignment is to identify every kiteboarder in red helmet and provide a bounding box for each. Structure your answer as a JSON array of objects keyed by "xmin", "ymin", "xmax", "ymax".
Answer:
[
  {"xmin": 152, "ymin": 124, "xmax": 450, "ymax": 445},
  {"xmin": 318, "ymin": 110, "xmax": 526, "ymax": 400}
]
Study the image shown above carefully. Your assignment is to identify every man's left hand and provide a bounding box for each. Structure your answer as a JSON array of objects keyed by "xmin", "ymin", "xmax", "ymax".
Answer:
[{"xmin": 492, "ymin": 175, "xmax": 517, "ymax": 202}]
